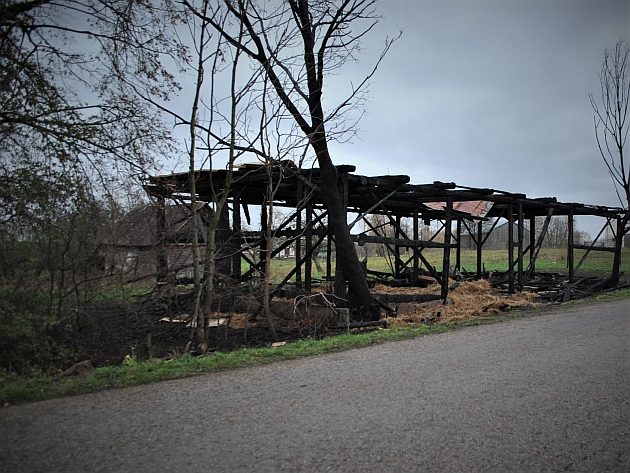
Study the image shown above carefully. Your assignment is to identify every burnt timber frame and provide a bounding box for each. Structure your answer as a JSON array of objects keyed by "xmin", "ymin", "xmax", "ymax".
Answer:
[{"xmin": 146, "ymin": 163, "xmax": 625, "ymax": 310}]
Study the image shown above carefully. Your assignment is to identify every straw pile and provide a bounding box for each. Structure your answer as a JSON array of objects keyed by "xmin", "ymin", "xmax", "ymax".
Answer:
[
  {"xmin": 385, "ymin": 279, "xmax": 537, "ymax": 327},
  {"xmin": 373, "ymin": 282, "xmax": 442, "ymax": 295}
]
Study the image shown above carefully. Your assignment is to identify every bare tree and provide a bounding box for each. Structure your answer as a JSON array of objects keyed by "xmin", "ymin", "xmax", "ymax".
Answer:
[
  {"xmin": 0, "ymin": 1, "xmax": 188, "ymax": 324},
  {"xmin": 192, "ymin": 0, "xmax": 397, "ymax": 320},
  {"xmin": 590, "ymin": 40, "xmax": 630, "ymax": 282},
  {"xmin": 0, "ymin": 1, "xmax": 183, "ymax": 184}
]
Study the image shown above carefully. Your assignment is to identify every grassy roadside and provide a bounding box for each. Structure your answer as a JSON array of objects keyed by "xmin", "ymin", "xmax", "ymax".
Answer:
[
  {"xmin": 1, "ymin": 318, "xmax": 504, "ymax": 406},
  {"xmin": 2, "ymin": 289, "xmax": 629, "ymax": 407}
]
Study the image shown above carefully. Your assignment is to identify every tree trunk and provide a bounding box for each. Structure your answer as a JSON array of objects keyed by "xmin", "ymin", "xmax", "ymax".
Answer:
[
  {"xmin": 261, "ymin": 199, "xmax": 278, "ymax": 340},
  {"xmin": 312, "ymin": 140, "xmax": 379, "ymax": 321},
  {"xmin": 195, "ymin": 223, "xmax": 217, "ymax": 355},
  {"xmin": 611, "ymin": 215, "xmax": 627, "ymax": 286}
]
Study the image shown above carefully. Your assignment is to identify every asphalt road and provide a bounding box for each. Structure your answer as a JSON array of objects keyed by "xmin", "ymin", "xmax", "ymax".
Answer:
[{"xmin": 1, "ymin": 300, "xmax": 629, "ymax": 473}]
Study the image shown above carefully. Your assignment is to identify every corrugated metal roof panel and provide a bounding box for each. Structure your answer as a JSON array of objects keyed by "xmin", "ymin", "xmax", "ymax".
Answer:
[{"xmin": 424, "ymin": 200, "xmax": 494, "ymax": 218}]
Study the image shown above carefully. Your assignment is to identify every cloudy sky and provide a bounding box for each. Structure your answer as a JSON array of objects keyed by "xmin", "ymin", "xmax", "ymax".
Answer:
[{"xmin": 323, "ymin": 0, "xmax": 628, "ymax": 233}]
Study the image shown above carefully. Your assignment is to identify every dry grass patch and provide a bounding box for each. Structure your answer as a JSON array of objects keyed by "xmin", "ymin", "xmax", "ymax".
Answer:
[
  {"xmin": 373, "ymin": 282, "xmax": 442, "ymax": 295},
  {"xmin": 385, "ymin": 279, "xmax": 537, "ymax": 327}
]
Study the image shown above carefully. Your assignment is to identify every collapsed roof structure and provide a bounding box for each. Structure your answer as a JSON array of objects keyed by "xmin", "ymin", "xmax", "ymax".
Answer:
[{"xmin": 146, "ymin": 163, "xmax": 625, "ymax": 308}]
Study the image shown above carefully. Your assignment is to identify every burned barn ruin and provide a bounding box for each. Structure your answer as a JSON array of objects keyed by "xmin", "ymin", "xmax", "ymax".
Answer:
[{"xmin": 145, "ymin": 163, "xmax": 626, "ymax": 319}]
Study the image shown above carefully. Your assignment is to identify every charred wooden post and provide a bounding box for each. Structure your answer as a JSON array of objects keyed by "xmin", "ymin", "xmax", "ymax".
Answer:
[
  {"xmin": 231, "ymin": 197, "xmax": 242, "ymax": 281},
  {"xmin": 529, "ymin": 216, "xmax": 536, "ymax": 274},
  {"xmin": 334, "ymin": 172, "xmax": 349, "ymax": 299},
  {"xmin": 326, "ymin": 233, "xmax": 332, "ymax": 282},
  {"xmin": 441, "ymin": 200, "xmax": 453, "ymax": 300},
  {"xmin": 567, "ymin": 210, "xmax": 574, "ymax": 283},
  {"xmin": 156, "ymin": 196, "xmax": 168, "ymax": 285},
  {"xmin": 611, "ymin": 217, "xmax": 623, "ymax": 285},
  {"xmin": 526, "ymin": 209, "xmax": 552, "ymax": 281},
  {"xmin": 305, "ymin": 201, "xmax": 313, "ymax": 291},
  {"xmin": 575, "ymin": 218, "xmax": 613, "ymax": 272},
  {"xmin": 394, "ymin": 215, "xmax": 402, "ymax": 278},
  {"xmin": 412, "ymin": 210, "xmax": 419, "ymax": 284},
  {"xmin": 455, "ymin": 218, "xmax": 462, "ymax": 272},
  {"xmin": 517, "ymin": 201, "xmax": 524, "ymax": 291},
  {"xmin": 355, "ymin": 235, "xmax": 450, "ymax": 248},
  {"xmin": 216, "ymin": 203, "xmax": 231, "ymax": 280},
  {"xmin": 476, "ymin": 220, "xmax": 483, "ymax": 278},
  {"xmin": 508, "ymin": 203, "xmax": 515, "ymax": 294},
  {"xmin": 260, "ymin": 203, "xmax": 268, "ymax": 280},
  {"xmin": 295, "ymin": 181, "xmax": 303, "ymax": 289}
]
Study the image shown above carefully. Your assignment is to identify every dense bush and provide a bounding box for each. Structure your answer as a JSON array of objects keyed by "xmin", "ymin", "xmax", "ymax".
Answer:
[{"xmin": 0, "ymin": 288, "xmax": 75, "ymax": 376}]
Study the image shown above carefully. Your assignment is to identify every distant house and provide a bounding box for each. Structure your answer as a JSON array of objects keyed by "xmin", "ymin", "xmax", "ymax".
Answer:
[{"xmin": 102, "ymin": 203, "xmax": 211, "ymax": 280}]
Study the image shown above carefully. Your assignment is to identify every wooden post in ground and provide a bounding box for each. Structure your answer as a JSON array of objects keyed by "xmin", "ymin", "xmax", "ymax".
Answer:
[
  {"xmin": 455, "ymin": 219, "xmax": 462, "ymax": 273},
  {"xmin": 305, "ymin": 202, "xmax": 313, "ymax": 291},
  {"xmin": 529, "ymin": 216, "xmax": 536, "ymax": 275},
  {"xmin": 476, "ymin": 220, "xmax": 483, "ymax": 278},
  {"xmin": 295, "ymin": 181, "xmax": 303, "ymax": 289},
  {"xmin": 394, "ymin": 215, "xmax": 402, "ymax": 278},
  {"xmin": 260, "ymin": 203, "xmax": 268, "ymax": 281},
  {"xmin": 567, "ymin": 210, "xmax": 574, "ymax": 283},
  {"xmin": 334, "ymin": 172, "xmax": 349, "ymax": 299},
  {"xmin": 231, "ymin": 197, "xmax": 242, "ymax": 281},
  {"xmin": 156, "ymin": 197, "xmax": 168, "ymax": 286},
  {"xmin": 611, "ymin": 217, "xmax": 623, "ymax": 285},
  {"xmin": 216, "ymin": 203, "xmax": 231, "ymax": 280},
  {"xmin": 517, "ymin": 201, "xmax": 524, "ymax": 291},
  {"xmin": 441, "ymin": 200, "xmax": 452, "ymax": 300},
  {"xmin": 412, "ymin": 210, "xmax": 419, "ymax": 284},
  {"xmin": 508, "ymin": 203, "xmax": 515, "ymax": 294}
]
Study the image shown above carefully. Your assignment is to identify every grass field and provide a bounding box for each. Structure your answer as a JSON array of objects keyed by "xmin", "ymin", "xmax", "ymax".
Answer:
[{"xmin": 257, "ymin": 248, "xmax": 630, "ymax": 283}]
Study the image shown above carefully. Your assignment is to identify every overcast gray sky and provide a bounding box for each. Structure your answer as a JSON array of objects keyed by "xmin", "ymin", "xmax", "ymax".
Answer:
[
  {"xmin": 164, "ymin": 0, "xmax": 628, "ymax": 235},
  {"xmin": 323, "ymin": 0, "xmax": 628, "ymax": 232}
]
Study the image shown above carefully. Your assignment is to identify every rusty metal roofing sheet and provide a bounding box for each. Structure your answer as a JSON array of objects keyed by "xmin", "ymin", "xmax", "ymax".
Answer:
[{"xmin": 424, "ymin": 200, "xmax": 494, "ymax": 218}]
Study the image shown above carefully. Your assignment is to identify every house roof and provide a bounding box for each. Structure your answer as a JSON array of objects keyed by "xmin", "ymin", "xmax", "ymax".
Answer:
[{"xmin": 108, "ymin": 203, "xmax": 209, "ymax": 247}]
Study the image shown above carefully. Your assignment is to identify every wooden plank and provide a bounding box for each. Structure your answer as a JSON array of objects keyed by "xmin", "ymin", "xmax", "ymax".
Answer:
[
  {"xmin": 354, "ymin": 234, "xmax": 452, "ymax": 249},
  {"xmin": 573, "ymin": 244, "xmax": 616, "ymax": 252},
  {"xmin": 442, "ymin": 199, "xmax": 453, "ymax": 300}
]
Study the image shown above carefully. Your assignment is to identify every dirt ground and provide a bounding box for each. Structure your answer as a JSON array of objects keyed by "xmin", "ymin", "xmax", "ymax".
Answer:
[{"xmin": 63, "ymin": 279, "xmax": 540, "ymax": 368}]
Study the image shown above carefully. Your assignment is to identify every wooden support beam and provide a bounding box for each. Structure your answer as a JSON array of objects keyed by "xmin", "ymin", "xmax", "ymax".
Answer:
[
  {"xmin": 567, "ymin": 210, "xmax": 574, "ymax": 283},
  {"xmin": 507, "ymin": 203, "xmax": 515, "ymax": 294},
  {"xmin": 394, "ymin": 215, "xmax": 402, "ymax": 278},
  {"xmin": 575, "ymin": 218, "xmax": 612, "ymax": 272},
  {"xmin": 156, "ymin": 197, "xmax": 168, "ymax": 285},
  {"xmin": 216, "ymin": 203, "xmax": 231, "ymax": 279},
  {"xmin": 481, "ymin": 210, "xmax": 504, "ymax": 246},
  {"xmin": 612, "ymin": 217, "xmax": 623, "ymax": 284},
  {"xmin": 231, "ymin": 197, "xmax": 242, "ymax": 281},
  {"xmin": 271, "ymin": 232, "xmax": 328, "ymax": 300},
  {"xmin": 525, "ymin": 209, "xmax": 553, "ymax": 281},
  {"xmin": 354, "ymin": 234, "xmax": 452, "ymax": 249},
  {"xmin": 259, "ymin": 203, "xmax": 268, "ymax": 280},
  {"xmin": 455, "ymin": 219, "xmax": 462, "ymax": 272},
  {"xmin": 305, "ymin": 202, "xmax": 313, "ymax": 291},
  {"xmin": 517, "ymin": 201, "xmax": 524, "ymax": 291},
  {"xmin": 412, "ymin": 210, "xmax": 419, "ymax": 284},
  {"xmin": 295, "ymin": 181, "xmax": 303, "ymax": 289},
  {"xmin": 476, "ymin": 220, "xmax": 483, "ymax": 278},
  {"xmin": 573, "ymin": 244, "xmax": 617, "ymax": 252},
  {"xmin": 347, "ymin": 184, "xmax": 405, "ymax": 229},
  {"xmin": 441, "ymin": 199, "xmax": 453, "ymax": 300},
  {"xmin": 361, "ymin": 217, "xmax": 409, "ymax": 272},
  {"xmin": 240, "ymin": 209, "xmax": 327, "ymax": 281},
  {"xmin": 529, "ymin": 216, "xmax": 536, "ymax": 274},
  {"xmin": 335, "ymin": 172, "xmax": 349, "ymax": 299},
  {"xmin": 326, "ymin": 233, "xmax": 332, "ymax": 282}
]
